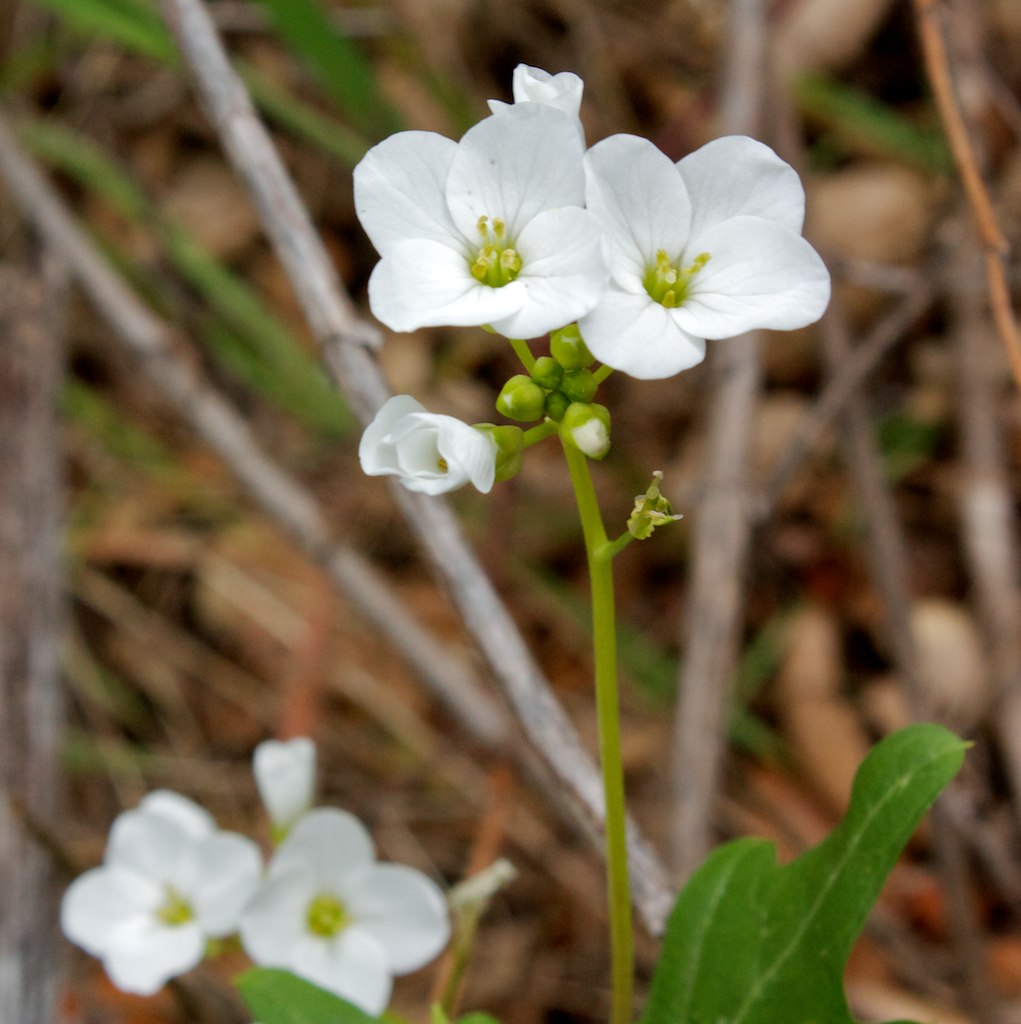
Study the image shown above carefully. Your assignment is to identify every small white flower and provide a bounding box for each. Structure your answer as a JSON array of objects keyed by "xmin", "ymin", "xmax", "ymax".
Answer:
[
  {"xmin": 487, "ymin": 64, "xmax": 584, "ymax": 120},
  {"xmin": 577, "ymin": 135, "xmax": 831, "ymax": 379},
  {"xmin": 254, "ymin": 737, "xmax": 316, "ymax": 835},
  {"xmin": 354, "ymin": 102, "xmax": 607, "ymax": 339},
  {"xmin": 239, "ymin": 808, "xmax": 450, "ymax": 1015},
  {"xmin": 61, "ymin": 791, "xmax": 262, "ymax": 995},
  {"xmin": 359, "ymin": 395, "xmax": 497, "ymax": 495}
]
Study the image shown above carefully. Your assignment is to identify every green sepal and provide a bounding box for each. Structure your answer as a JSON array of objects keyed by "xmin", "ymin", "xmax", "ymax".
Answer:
[
  {"xmin": 476, "ymin": 424, "xmax": 524, "ymax": 482},
  {"xmin": 560, "ymin": 402, "xmax": 611, "ymax": 460},
  {"xmin": 544, "ymin": 390, "xmax": 571, "ymax": 422},
  {"xmin": 495, "ymin": 375, "xmax": 545, "ymax": 422},
  {"xmin": 530, "ymin": 356, "xmax": 564, "ymax": 391},
  {"xmin": 561, "ymin": 368, "xmax": 597, "ymax": 404},
  {"xmin": 550, "ymin": 324, "xmax": 594, "ymax": 370}
]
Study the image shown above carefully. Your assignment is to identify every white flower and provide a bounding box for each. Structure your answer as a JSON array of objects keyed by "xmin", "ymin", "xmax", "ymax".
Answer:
[
  {"xmin": 577, "ymin": 135, "xmax": 831, "ymax": 379},
  {"xmin": 359, "ymin": 395, "xmax": 497, "ymax": 495},
  {"xmin": 354, "ymin": 102, "xmax": 607, "ymax": 339},
  {"xmin": 239, "ymin": 809, "xmax": 450, "ymax": 1015},
  {"xmin": 487, "ymin": 64, "xmax": 584, "ymax": 120},
  {"xmin": 254, "ymin": 737, "xmax": 316, "ymax": 834},
  {"xmin": 61, "ymin": 791, "xmax": 262, "ymax": 995}
]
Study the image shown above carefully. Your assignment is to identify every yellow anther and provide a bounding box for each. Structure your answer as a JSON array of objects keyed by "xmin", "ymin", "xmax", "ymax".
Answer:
[
  {"xmin": 499, "ymin": 248, "xmax": 522, "ymax": 274},
  {"xmin": 492, "ymin": 218, "xmax": 506, "ymax": 239},
  {"xmin": 437, "ymin": 457, "xmax": 449, "ymax": 473},
  {"xmin": 477, "ymin": 215, "xmax": 489, "ymax": 237}
]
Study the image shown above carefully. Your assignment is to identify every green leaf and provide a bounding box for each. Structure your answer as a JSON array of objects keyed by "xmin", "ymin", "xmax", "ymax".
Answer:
[
  {"xmin": 238, "ymin": 968, "xmax": 381, "ymax": 1024},
  {"xmin": 254, "ymin": 0, "xmax": 400, "ymax": 136},
  {"xmin": 642, "ymin": 724, "xmax": 966, "ymax": 1024}
]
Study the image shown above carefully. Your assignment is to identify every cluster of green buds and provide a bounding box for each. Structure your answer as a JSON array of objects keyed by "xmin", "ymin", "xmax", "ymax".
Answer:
[{"xmin": 494, "ymin": 324, "xmax": 612, "ymax": 462}]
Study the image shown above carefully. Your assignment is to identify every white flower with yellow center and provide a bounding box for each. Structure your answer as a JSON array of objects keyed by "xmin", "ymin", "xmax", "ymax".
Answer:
[
  {"xmin": 359, "ymin": 395, "xmax": 496, "ymax": 495},
  {"xmin": 239, "ymin": 809, "xmax": 450, "ymax": 1015},
  {"xmin": 577, "ymin": 134, "xmax": 831, "ymax": 379},
  {"xmin": 60, "ymin": 791, "xmax": 262, "ymax": 995},
  {"xmin": 354, "ymin": 102, "xmax": 607, "ymax": 339}
]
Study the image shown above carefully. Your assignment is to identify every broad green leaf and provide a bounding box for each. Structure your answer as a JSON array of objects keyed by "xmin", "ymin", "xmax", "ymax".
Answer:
[
  {"xmin": 254, "ymin": 0, "xmax": 400, "ymax": 136},
  {"xmin": 642, "ymin": 724, "xmax": 965, "ymax": 1024},
  {"xmin": 238, "ymin": 968, "xmax": 380, "ymax": 1024}
]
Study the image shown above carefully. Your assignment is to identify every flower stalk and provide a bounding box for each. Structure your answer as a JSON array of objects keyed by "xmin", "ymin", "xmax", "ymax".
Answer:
[{"xmin": 561, "ymin": 439, "xmax": 633, "ymax": 1024}]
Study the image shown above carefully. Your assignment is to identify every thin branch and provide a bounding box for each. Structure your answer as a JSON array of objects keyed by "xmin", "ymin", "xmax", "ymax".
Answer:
[
  {"xmin": 669, "ymin": 0, "xmax": 766, "ymax": 880},
  {"xmin": 912, "ymin": 0, "xmax": 1021, "ymax": 391}
]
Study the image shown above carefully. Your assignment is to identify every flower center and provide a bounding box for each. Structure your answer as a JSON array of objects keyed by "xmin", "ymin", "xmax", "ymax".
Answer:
[
  {"xmin": 306, "ymin": 893, "xmax": 351, "ymax": 938},
  {"xmin": 470, "ymin": 215, "xmax": 522, "ymax": 288},
  {"xmin": 156, "ymin": 887, "xmax": 194, "ymax": 927},
  {"xmin": 643, "ymin": 249, "xmax": 710, "ymax": 308}
]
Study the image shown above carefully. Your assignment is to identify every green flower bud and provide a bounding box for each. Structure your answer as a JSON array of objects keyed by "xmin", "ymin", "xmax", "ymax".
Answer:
[
  {"xmin": 544, "ymin": 390, "xmax": 571, "ymax": 422},
  {"xmin": 561, "ymin": 368, "xmax": 597, "ymax": 404},
  {"xmin": 530, "ymin": 356, "xmax": 563, "ymax": 391},
  {"xmin": 550, "ymin": 324, "xmax": 594, "ymax": 370},
  {"xmin": 496, "ymin": 374, "xmax": 545, "ymax": 422},
  {"xmin": 560, "ymin": 402, "xmax": 611, "ymax": 460},
  {"xmin": 476, "ymin": 424, "xmax": 525, "ymax": 482}
]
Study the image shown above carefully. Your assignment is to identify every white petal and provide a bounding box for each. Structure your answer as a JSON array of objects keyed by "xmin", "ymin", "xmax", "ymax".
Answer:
[
  {"xmin": 511, "ymin": 65, "xmax": 584, "ymax": 118},
  {"xmin": 103, "ymin": 918, "xmax": 205, "ymax": 995},
  {"xmin": 677, "ymin": 135, "xmax": 806, "ymax": 239},
  {"xmin": 584, "ymin": 135, "xmax": 692, "ymax": 289},
  {"xmin": 138, "ymin": 791, "xmax": 214, "ymax": 840},
  {"xmin": 342, "ymin": 864, "xmax": 450, "ymax": 975},
  {"xmin": 253, "ymin": 737, "xmax": 317, "ymax": 830},
  {"xmin": 106, "ymin": 807, "xmax": 193, "ymax": 883},
  {"xmin": 445, "ymin": 104, "xmax": 585, "ymax": 239},
  {"xmin": 269, "ymin": 808, "xmax": 375, "ymax": 889},
  {"xmin": 675, "ymin": 216, "xmax": 831, "ymax": 339},
  {"xmin": 190, "ymin": 832, "xmax": 263, "ymax": 936},
  {"xmin": 489, "ymin": 207, "xmax": 608, "ymax": 340},
  {"xmin": 354, "ymin": 131, "xmax": 464, "ymax": 255},
  {"xmin": 289, "ymin": 931, "xmax": 392, "ymax": 1015},
  {"xmin": 360, "ymin": 395, "xmax": 426, "ymax": 477},
  {"xmin": 239, "ymin": 870, "xmax": 318, "ymax": 964},
  {"xmin": 368, "ymin": 240, "xmax": 526, "ymax": 333},
  {"xmin": 435, "ymin": 419, "xmax": 497, "ymax": 494},
  {"xmin": 578, "ymin": 287, "xmax": 706, "ymax": 380},
  {"xmin": 61, "ymin": 867, "xmax": 160, "ymax": 956}
]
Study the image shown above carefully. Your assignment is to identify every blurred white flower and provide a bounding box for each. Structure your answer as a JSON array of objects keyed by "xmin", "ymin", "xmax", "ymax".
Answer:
[
  {"xmin": 239, "ymin": 809, "xmax": 450, "ymax": 1015},
  {"xmin": 487, "ymin": 64, "xmax": 584, "ymax": 121},
  {"xmin": 577, "ymin": 134, "xmax": 831, "ymax": 379},
  {"xmin": 354, "ymin": 101, "xmax": 606, "ymax": 339},
  {"xmin": 254, "ymin": 737, "xmax": 316, "ymax": 836},
  {"xmin": 61, "ymin": 791, "xmax": 262, "ymax": 995},
  {"xmin": 359, "ymin": 395, "xmax": 497, "ymax": 495}
]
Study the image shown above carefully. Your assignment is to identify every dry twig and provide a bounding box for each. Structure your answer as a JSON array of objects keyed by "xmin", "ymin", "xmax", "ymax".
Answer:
[
  {"xmin": 155, "ymin": 0, "xmax": 674, "ymax": 930},
  {"xmin": 913, "ymin": 0, "xmax": 1021, "ymax": 391}
]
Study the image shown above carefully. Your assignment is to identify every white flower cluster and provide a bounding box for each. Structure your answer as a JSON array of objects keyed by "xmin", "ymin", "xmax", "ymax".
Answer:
[
  {"xmin": 61, "ymin": 738, "xmax": 450, "ymax": 1015},
  {"xmin": 357, "ymin": 65, "xmax": 829, "ymax": 494}
]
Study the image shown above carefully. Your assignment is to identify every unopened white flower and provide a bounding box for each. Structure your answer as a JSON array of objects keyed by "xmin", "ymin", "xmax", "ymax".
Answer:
[
  {"xmin": 487, "ymin": 64, "xmax": 584, "ymax": 120},
  {"xmin": 239, "ymin": 809, "xmax": 450, "ymax": 1015},
  {"xmin": 254, "ymin": 737, "xmax": 316, "ymax": 835},
  {"xmin": 61, "ymin": 791, "xmax": 261, "ymax": 995},
  {"xmin": 360, "ymin": 395, "xmax": 496, "ymax": 495},
  {"xmin": 354, "ymin": 102, "xmax": 606, "ymax": 339},
  {"xmin": 577, "ymin": 135, "xmax": 831, "ymax": 379}
]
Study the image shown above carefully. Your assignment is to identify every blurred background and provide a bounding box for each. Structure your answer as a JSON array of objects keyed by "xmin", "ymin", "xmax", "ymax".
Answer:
[{"xmin": 1, "ymin": 0, "xmax": 1020, "ymax": 1021}]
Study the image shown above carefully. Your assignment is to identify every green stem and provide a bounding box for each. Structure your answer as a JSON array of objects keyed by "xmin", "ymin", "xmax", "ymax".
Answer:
[
  {"xmin": 561, "ymin": 440, "xmax": 633, "ymax": 1024},
  {"xmin": 593, "ymin": 364, "xmax": 614, "ymax": 384},
  {"xmin": 509, "ymin": 337, "xmax": 536, "ymax": 372},
  {"xmin": 523, "ymin": 419, "xmax": 558, "ymax": 448}
]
